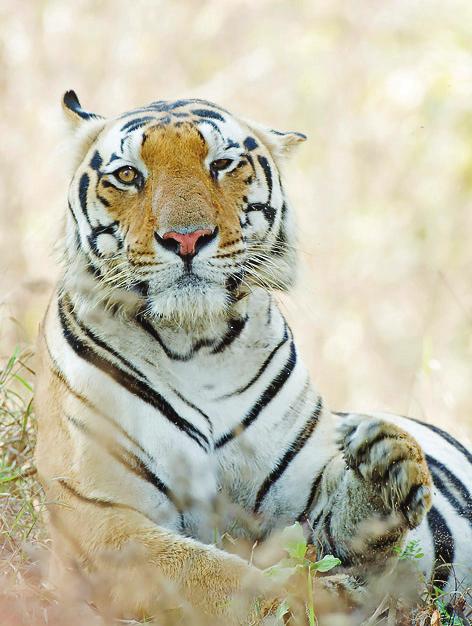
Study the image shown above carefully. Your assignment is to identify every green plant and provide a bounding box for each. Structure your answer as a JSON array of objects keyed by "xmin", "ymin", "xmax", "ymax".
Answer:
[
  {"xmin": 265, "ymin": 522, "xmax": 341, "ymax": 625},
  {"xmin": 431, "ymin": 585, "xmax": 467, "ymax": 626},
  {"xmin": 393, "ymin": 539, "xmax": 425, "ymax": 561}
]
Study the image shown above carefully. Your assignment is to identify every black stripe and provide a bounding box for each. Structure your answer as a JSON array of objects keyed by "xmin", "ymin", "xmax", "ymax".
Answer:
[
  {"xmin": 354, "ymin": 432, "xmax": 401, "ymax": 465},
  {"xmin": 137, "ymin": 314, "xmax": 236, "ymax": 361},
  {"xmin": 59, "ymin": 478, "xmax": 131, "ymax": 510},
  {"xmin": 244, "ymin": 137, "xmax": 258, "ymax": 151},
  {"xmin": 225, "ymin": 139, "xmax": 240, "ymax": 149},
  {"xmin": 409, "ymin": 417, "xmax": 472, "ymax": 465},
  {"xmin": 57, "ymin": 479, "xmax": 157, "ymax": 526},
  {"xmin": 107, "ymin": 153, "xmax": 121, "ymax": 165},
  {"xmin": 96, "ymin": 193, "xmax": 111, "ymax": 208},
  {"xmin": 254, "ymin": 397, "xmax": 323, "ymax": 512},
  {"xmin": 46, "ymin": 346, "xmax": 153, "ymax": 462},
  {"xmin": 215, "ymin": 340, "xmax": 297, "ymax": 448},
  {"xmin": 225, "ymin": 271, "xmax": 245, "ymax": 292},
  {"xmin": 136, "ymin": 314, "xmax": 195, "ymax": 362},
  {"xmin": 192, "ymin": 108, "xmax": 225, "ymax": 121},
  {"xmin": 221, "ymin": 324, "xmax": 289, "ymax": 398},
  {"xmin": 246, "ymin": 202, "xmax": 276, "ymax": 225},
  {"xmin": 322, "ymin": 511, "xmax": 335, "ymax": 553},
  {"xmin": 67, "ymin": 303, "xmax": 147, "ymax": 380},
  {"xmin": 245, "ymin": 202, "xmax": 266, "ymax": 213},
  {"xmin": 90, "ymin": 151, "xmax": 102, "ymax": 172},
  {"xmin": 310, "ymin": 511, "xmax": 324, "ymax": 534},
  {"xmin": 85, "ymin": 259, "xmax": 103, "ymax": 279},
  {"xmin": 123, "ymin": 120, "xmax": 157, "ymax": 135},
  {"xmin": 66, "ymin": 412, "xmax": 173, "ymax": 504},
  {"xmin": 273, "ymin": 222, "xmax": 289, "ymax": 257},
  {"xmin": 197, "ymin": 118, "xmax": 223, "ymax": 137},
  {"xmin": 131, "ymin": 280, "xmax": 149, "ymax": 297},
  {"xmin": 171, "ymin": 387, "xmax": 213, "ymax": 436},
  {"xmin": 118, "ymin": 99, "xmax": 229, "ymax": 120},
  {"xmin": 400, "ymin": 483, "xmax": 427, "ymax": 527},
  {"xmin": 257, "ymin": 155, "xmax": 273, "ymax": 203},
  {"xmin": 427, "ymin": 456, "xmax": 472, "ymax": 523},
  {"xmin": 58, "ymin": 296, "xmax": 210, "ymax": 451},
  {"xmin": 78, "ymin": 173, "xmax": 91, "ymax": 226},
  {"xmin": 296, "ymin": 458, "xmax": 333, "ymax": 522},
  {"xmin": 120, "ymin": 116, "xmax": 155, "ymax": 132},
  {"xmin": 129, "ymin": 453, "xmax": 173, "ymax": 501},
  {"xmin": 427, "ymin": 505, "xmax": 455, "ymax": 589},
  {"xmin": 244, "ymin": 153, "xmax": 256, "ymax": 176},
  {"xmin": 68, "ymin": 200, "xmax": 79, "ymax": 226},
  {"xmin": 157, "ymin": 115, "xmax": 172, "ymax": 126},
  {"xmin": 150, "ymin": 100, "xmax": 189, "ymax": 111},
  {"xmin": 266, "ymin": 296, "xmax": 273, "ymax": 325},
  {"xmin": 89, "ymin": 221, "xmax": 119, "ymax": 236},
  {"xmin": 211, "ymin": 317, "xmax": 247, "ymax": 354},
  {"xmin": 172, "ymin": 99, "xmax": 230, "ymax": 113},
  {"xmin": 87, "ymin": 221, "xmax": 121, "ymax": 257}
]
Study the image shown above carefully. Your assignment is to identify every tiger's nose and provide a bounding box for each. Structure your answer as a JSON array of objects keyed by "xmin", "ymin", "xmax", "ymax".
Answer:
[{"xmin": 159, "ymin": 227, "xmax": 217, "ymax": 257}]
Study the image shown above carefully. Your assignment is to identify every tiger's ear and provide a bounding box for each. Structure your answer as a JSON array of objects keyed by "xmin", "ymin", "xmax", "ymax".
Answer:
[
  {"xmin": 62, "ymin": 90, "xmax": 106, "ymax": 169},
  {"xmin": 62, "ymin": 90, "xmax": 104, "ymax": 128},
  {"xmin": 245, "ymin": 119, "xmax": 307, "ymax": 160}
]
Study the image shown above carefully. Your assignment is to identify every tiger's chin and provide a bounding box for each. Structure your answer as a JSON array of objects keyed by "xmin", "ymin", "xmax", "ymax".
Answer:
[{"xmin": 146, "ymin": 278, "xmax": 232, "ymax": 329}]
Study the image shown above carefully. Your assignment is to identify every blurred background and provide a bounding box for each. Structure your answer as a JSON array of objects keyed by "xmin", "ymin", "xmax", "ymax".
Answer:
[{"xmin": 0, "ymin": 0, "xmax": 471, "ymax": 439}]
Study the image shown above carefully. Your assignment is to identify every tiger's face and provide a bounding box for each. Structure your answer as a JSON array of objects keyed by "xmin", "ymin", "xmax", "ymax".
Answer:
[{"xmin": 64, "ymin": 92, "xmax": 305, "ymax": 323}]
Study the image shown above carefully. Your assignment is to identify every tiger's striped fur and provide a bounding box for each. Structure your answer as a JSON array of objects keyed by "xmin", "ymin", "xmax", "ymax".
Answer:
[{"xmin": 34, "ymin": 92, "xmax": 472, "ymax": 622}]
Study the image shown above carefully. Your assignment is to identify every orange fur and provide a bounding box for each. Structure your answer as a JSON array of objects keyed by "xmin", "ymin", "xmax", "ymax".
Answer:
[{"xmin": 97, "ymin": 123, "xmax": 249, "ymax": 262}]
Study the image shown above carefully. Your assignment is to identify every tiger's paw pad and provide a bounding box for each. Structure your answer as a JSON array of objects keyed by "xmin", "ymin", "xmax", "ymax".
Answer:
[{"xmin": 336, "ymin": 415, "xmax": 432, "ymax": 528}]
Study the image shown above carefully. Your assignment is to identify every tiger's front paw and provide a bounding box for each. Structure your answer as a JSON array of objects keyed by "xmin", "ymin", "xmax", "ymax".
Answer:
[{"xmin": 336, "ymin": 415, "xmax": 432, "ymax": 529}]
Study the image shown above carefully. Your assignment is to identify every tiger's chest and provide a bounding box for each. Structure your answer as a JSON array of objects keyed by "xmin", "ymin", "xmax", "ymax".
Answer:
[
  {"xmin": 124, "ymin": 359, "xmax": 314, "ymax": 541},
  {"xmin": 178, "ymin": 451, "xmax": 305, "ymax": 543},
  {"xmin": 51, "ymin": 294, "xmax": 330, "ymax": 541}
]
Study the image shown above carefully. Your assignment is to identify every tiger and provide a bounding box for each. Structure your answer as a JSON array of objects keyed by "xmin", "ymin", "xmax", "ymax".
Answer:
[{"xmin": 34, "ymin": 91, "xmax": 472, "ymax": 624}]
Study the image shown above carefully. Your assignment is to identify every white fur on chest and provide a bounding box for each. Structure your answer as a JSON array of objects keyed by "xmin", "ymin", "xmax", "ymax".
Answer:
[{"xmin": 47, "ymin": 290, "xmax": 333, "ymax": 541}]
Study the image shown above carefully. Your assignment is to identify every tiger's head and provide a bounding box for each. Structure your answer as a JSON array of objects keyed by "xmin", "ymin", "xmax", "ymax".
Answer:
[{"xmin": 63, "ymin": 91, "xmax": 305, "ymax": 325}]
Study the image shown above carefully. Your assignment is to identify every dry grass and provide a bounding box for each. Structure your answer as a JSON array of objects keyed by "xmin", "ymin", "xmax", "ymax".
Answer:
[{"xmin": 0, "ymin": 348, "xmax": 41, "ymax": 550}]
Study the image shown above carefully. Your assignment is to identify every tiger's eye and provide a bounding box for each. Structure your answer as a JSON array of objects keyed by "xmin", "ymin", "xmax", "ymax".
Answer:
[
  {"xmin": 210, "ymin": 158, "xmax": 233, "ymax": 172},
  {"xmin": 114, "ymin": 166, "xmax": 139, "ymax": 184}
]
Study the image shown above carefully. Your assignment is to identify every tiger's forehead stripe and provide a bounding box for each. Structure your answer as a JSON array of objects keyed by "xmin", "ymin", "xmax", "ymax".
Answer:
[
  {"xmin": 100, "ymin": 99, "xmax": 266, "ymax": 176},
  {"xmin": 112, "ymin": 99, "xmax": 257, "ymax": 156},
  {"xmin": 117, "ymin": 98, "xmax": 230, "ymax": 119}
]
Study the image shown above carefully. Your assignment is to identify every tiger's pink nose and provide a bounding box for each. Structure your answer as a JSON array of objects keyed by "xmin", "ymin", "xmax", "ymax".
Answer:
[{"xmin": 162, "ymin": 228, "xmax": 215, "ymax": 256}]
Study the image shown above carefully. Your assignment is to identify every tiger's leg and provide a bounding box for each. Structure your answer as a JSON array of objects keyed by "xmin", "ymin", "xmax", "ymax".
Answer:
[
  {"xmin": 44, "ymin": 479, "xmax": 276, "ymax": 624},
  {"xmin": 310, "ymin": 415, "xmax": 432, "ymax": 571}
]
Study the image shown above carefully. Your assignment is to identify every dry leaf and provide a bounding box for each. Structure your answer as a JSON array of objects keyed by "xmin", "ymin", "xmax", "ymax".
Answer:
[{"xmin": 431, "ymin": 609, "xmax": 442, "ymax": 626}]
